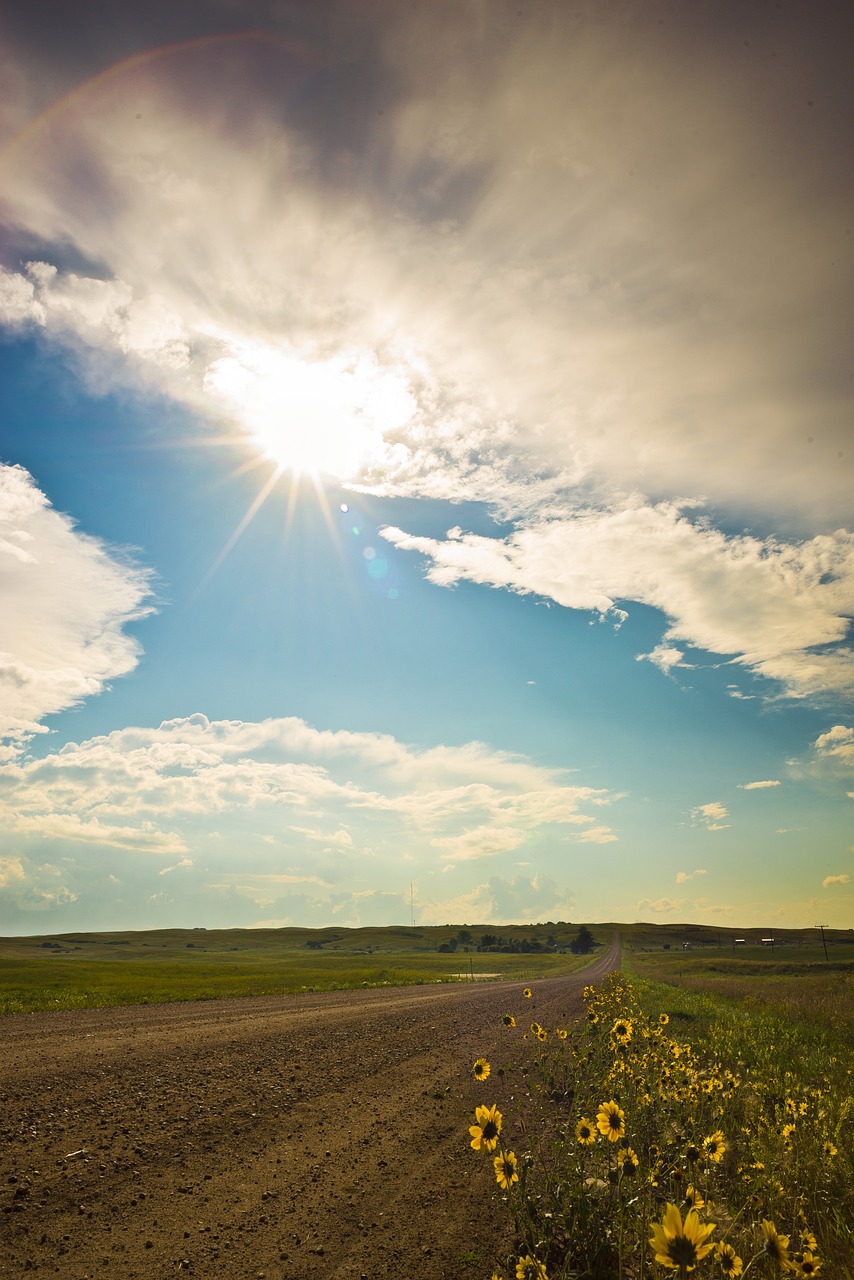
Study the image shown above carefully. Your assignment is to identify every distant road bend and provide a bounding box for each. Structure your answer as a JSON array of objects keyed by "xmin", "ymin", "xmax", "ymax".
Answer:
[{"xmin": 1, "ymin": 933, "xmax": 620, "ymax": 1279}]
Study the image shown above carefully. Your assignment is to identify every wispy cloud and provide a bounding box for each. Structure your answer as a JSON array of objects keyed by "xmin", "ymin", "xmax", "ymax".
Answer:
[
  {"xmin": 676, "ymin": 869, "xmax": 707, "ymax": 884},
  {"xmin": 691, "ymin": 802, "xmax": 730, "ymax": 832},
  {"xmin": 738, "ymin": 780, "xmax": 781, "ymax": 791},
  {"xmin": 0, "ymin": 714, "xmax": 617, "ymax": 913}
]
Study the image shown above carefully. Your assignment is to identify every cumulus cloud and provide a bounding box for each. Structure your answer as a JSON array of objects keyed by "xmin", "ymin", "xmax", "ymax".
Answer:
[
  {"xmin": 0, "ymin": 465, "xmax": 154, "ymax": 752},
  {"xmin": 676, "ymin": 869, "xmax": 707, "ymax": 884},
  {"xmin": 813, "ymin": 725, "xmax": 854, "ymax": 770},
  {"xmin": 0, "ymin": 713, "xmax": 617, "ymax": 881},
  {"xmin": 738, "ymin": 780, "xmax": 781, "ymax": 790},
  {"xmin": 691, "ymin": 802, "xmax": 730, "ymax": 831},
  {"xmin": 823, "ymin": 874, "xmax": 850, "ymax": 888},
  {"xmin": 382, "ymin": 504, "xmax": 854, "ymax": 700}
]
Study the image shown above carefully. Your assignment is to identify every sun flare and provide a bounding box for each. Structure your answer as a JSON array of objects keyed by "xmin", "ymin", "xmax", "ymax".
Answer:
[{"xmin": 205, "ymin": 342, "xmax": 416, "ymax": 481}]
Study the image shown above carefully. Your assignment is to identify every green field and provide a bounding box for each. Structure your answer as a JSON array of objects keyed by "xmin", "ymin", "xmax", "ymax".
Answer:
[
  {"xmin": 2, "ymin": 919, "xmax": 851, "ymax": 1018},
  {"xmin": 0, "ymin": 921, "xmax": 598, "ymax": 1015}
]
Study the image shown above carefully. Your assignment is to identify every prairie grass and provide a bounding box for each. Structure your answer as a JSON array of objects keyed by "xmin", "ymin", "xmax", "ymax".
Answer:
[
  {"xmin": 0, "ymin": 924, "xmax": 593, "ymax": 1015},
  {"xmin": 470, "ymin": 966, "xmax": 853, "ymax": 1279}
]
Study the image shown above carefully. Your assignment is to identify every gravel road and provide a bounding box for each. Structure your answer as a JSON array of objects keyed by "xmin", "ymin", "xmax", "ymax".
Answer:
[{"xmin": 1, "ymin": 939, "xmax": 618, "ymax": 1279}]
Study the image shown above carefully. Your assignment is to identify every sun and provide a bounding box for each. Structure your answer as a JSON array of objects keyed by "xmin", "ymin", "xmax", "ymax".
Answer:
[{"xmin": 205, "ymin": 341, "xmax": 416, "ymax": 482}]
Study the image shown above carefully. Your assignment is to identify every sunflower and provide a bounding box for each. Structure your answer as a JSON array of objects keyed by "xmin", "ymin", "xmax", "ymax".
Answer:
[
  {"xmin": 502, "ymin": 1013, "xmax": 516, "ymax": 1027},
  {"xmin": 516, "ymin": 1254, "xmax": 548, "ymax": 1280},
  {"xmin": 703, "ymin": 1131, "xmax": 726, "ymax": 1163},
  {"xmin": 683, "ymin": 1185, "xmax": 705, "ymax": 1211},
  {"xmin": 557, "ymin": 1028, "xmax": 568, "ymax": 1040},
  {"xmin": 530, "ymin": 1021, "xmax": 542, "ymax": 1035},
  {"xmin": 537, "ymin": 1028, "xmax": 548, "ymax": 1042},
  {"xmin": 472, "ymin": 1057, "xmax": 491, "ymax": 1082},
  {"xmin": 618, "ymin": 1146, "xmax": 639, "ymax": 1176},
  {"xmin": 794, "ymin": 1253, "xmax": 821, "ymax": 1276},
  {"xmin": 523, "ymin": 988, "xmax": 533, "ymax": 999},
  {"xmin": 715, "ymin": 1242, "xmax": 743, "ymax": 1276},
  {"xmin": 494, "ymin": 1148, "xmax": 519, "ymax": 1191},
  {"xmin": 822, "ymin": 1140, "xmax": 837, "ymax": 1158},
  {"xmin": 649, "ymin": 1203, "xmax": 716, "ymax": 1272},
  {"xmin": 596, "ymin": 1100, "xmax": 625, "ymax": 1142},
  {"xmin": 612, "ymin": 1018, "xmax": 633, "ymax": 1043},
  {"xmin": 469, "ymin": 1103, "xmax": 503, "ymax": 1153},
  {"xmin": 659, "ymin": 1012, "xmax": 670, "ymax": 1025},
  {"xmin": 761, "ymin": 1220, "xmax": 793, "ymax": 1269},
  {"xmin": 576, "ymin": 1117, "xmax": 596, "ymax": 1145},
  {"xmin": 782, "ymin": 1123, "xmax": 796, "ymax": 1143}
]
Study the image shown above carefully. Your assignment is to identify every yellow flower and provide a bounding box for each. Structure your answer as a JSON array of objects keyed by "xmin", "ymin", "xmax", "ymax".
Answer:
[
  {"xmin": 596, "ymin": 1100, "xmax": 625, "ymax": 1142},
  {"xmin": 659, "ymin": 1012, "xmax": 670, "ymax": 1025},
  {"xmin": 782, "ymin": 1123, "xmax": 796, "ymax": 1142},
  {"xmin": 761, "ymin": 1220, "xmax": 793, "ymax": 1269},
  {"xmin": 557, "ymin": 1028, "xmax": 568, "ymax": 1040},
  {"xmin": 684, "ymin": 1185, "xmax": 705, "ymax": 1210},
  {"xmin": 576, "ymin": 1117, "xmax": 596, "ymax": 1145},
  {"xmin": 822, "ymin": 1140, "xmax": 837, "ymax": 1158},
  {"xmin": 516, "ymin": 1255, "xmax": 548, "ymax": 1280},
  {"xmin": 612, "ymin": 1017, "xmax": 633, "ymax": 1043},
  {"xmin": 703, "ymin": 1130, "xmax": 726, "ymax": 1162},
  {"xmin": 523, "ymin": 987, "xmax": 533, "ymax": 998},
  {"xmin": 715, "ymin": 1241, "xmax": 743, "ymax": 1276},
  {"xmin": 537, "ymin": 1028, "xmax": 548, "ymax": 1042},
  {"xmin": 793, "ymin": 1252, "xmax": 821, "ymax": 1276},
  {"xmin": 649, "ymin": 1203, "xmax": 716, "ymax": 1272},
  {"xmin": 494, "ymin": 1148, "xmax": 519, "ymax": 1190},
  {"xmin": 473, "ymin": 1057, "xmax": 491, "ymax": 1082},
  {"xmin": 618, "ymin": 1146, "xmax": 639, "ymax": 1176},
  {"xmin": 530, "ymin": 1021, "xmax": 542, "ymax": 1034},
  {"xmin": 502, "ymin": 1013, "xmax": 516, "ymax": 1027},
  {"xmin": 469, "ymin": 1103, "xmax": 503, "ymax": 1152}
]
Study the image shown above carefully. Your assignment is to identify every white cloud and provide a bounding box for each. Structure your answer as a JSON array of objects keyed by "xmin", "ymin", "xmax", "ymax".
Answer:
[
  {"xmin": 738, "ymin": 780, "xmax": 781, "ymax": 790},
  {"xmin": 823, "ymin": 874, "xmax": 850, "ymax": 888},
  {"xmin": 813, "ymin": 725, "xmax": 854, "ymax": 770},
  {"xmin": 676, "ymin": 869, "xmax": 707, "ymax": 884},
  {"xmin": 0, "ymin": 713, "xmax": 616, "ymax": 878},
  {"xmin": 0, "ymin": 465, "xmax": 154, "ymax": 751},
  {"xmin": 382, "ymin": 504, "xmax": 854, "ymax": 700},
  {"xmin": 639, "ymin": 645, "xmax": 685, "ymax": 676},
  {"xmin": 691, "ymin": 802, "xmax": 730, "ymax": 832},
  {"xmin": 11, "ymin": 812, "xmax": 187, "ymax": 854}
]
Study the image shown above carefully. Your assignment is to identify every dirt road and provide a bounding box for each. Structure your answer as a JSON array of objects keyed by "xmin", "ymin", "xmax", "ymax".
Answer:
[{"xmin": 1, "ymin": 938, "xmax": 618, "ymax": 1279}]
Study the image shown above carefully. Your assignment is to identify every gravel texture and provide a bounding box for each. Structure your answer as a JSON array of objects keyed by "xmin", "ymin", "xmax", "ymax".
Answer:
[{"xmin": 1, "ymin": 941, "xmax": 618, "ymax": 1278}]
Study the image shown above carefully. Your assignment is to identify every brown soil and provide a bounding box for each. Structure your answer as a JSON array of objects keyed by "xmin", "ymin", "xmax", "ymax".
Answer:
[{"xmin": 1, "ymin": 940, "xmax": 618, "ymax": 1279}]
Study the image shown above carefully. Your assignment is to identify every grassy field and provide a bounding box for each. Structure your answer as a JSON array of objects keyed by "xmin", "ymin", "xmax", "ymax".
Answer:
[{"xmin": 0, "ymin": 921, "xmax": 598, "ymax": 1015}]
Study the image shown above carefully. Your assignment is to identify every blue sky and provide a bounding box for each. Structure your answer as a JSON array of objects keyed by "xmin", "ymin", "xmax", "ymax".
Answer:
[{"xmin": 1, "ymin": 1, "xmax": 852, "ymax": 935}]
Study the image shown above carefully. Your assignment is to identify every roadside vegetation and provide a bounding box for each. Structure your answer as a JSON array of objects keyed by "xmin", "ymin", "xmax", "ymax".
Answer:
[
  {"xmin": 0, "ymin": 922, "xmax": 594, "ymax": 1015},
  {"xmin": 466, "ymin": 928, "xmax": 853, "ymax": 1279}
]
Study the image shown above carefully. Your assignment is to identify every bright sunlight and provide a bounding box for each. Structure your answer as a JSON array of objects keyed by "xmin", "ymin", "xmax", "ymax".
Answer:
[{"xmin": 204, "ymin": 342, "xmax": 417, "ymax": 480}]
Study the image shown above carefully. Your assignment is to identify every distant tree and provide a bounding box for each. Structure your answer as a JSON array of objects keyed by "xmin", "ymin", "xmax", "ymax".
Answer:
[
  {"xmin": 570, "ymin": 926, "xmax": 595, "ymax": 955},
  {"xmin": 457, "ymin": 928, "xmax": 473, "ymax": 944}
]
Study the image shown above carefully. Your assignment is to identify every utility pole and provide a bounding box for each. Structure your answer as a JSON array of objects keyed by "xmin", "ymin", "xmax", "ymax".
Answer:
[{"xmin": 816, "ymin": 924, "xmax": 829, "ymax": 962}]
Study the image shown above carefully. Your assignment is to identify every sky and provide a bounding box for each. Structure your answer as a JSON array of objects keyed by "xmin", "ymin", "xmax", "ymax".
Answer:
[{"xmin": 0, "ymin": 0, "xmax": 852, "ymax": 936}]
